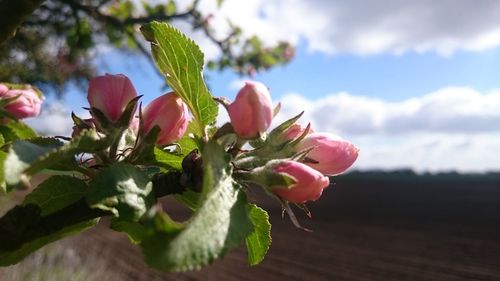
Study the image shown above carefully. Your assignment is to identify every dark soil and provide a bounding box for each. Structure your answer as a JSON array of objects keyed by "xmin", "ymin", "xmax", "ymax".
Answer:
[{"xmin": 5, "ymin": 173, "xmax": 500, "ymax": 280}]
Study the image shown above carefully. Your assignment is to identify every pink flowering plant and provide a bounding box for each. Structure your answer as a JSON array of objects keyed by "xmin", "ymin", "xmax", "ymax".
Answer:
[{"xmin": 0, "ymin": 23, "xmax": 358, "ymax": 271}]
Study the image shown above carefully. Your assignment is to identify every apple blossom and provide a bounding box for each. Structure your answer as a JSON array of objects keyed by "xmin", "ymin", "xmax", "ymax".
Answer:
[
  {"xmin": 142, "ymin": 92, "xmax": 188, "ymax": 146},
  {"xmin": 0, "ymin": 84, "xmax": 8, "ymax": 94},
  {"xmin": 296, "ymin": 133, "xmax": 359, "ymax": 175},
  {"xmin": 0, "ymin": 86, "xmax": 42, "ymax": 119},
  {"xmin": 87, "ymin": 74, "xmax": 137, "ymax": 123},
  {"xmin": 271, "ymin": 160, "xmax": 330, "ymax": 203},
  {"xmin": 282, "ymin": 123, "xmax": 312, "ymax": 141},
  {"xmin": 228, "ymin": 81, "xmax": 273, "ymax": 139}
]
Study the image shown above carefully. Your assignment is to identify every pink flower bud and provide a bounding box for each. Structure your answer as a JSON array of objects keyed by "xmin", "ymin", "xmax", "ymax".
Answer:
[
  {"xmin": 272, "ymin": 161, "xmax": 330, "ymax": 203},
  {"xmin": 0, "ymin": 86, "xmax": 43, "ymax": 119},
  {"xmin": 87, "ymin": 74, "xmax": 137, "ymax": 122},
  {"xmin": 228, "ymin": 81, "xmax": 273, "ymax": 139},
  {"xmin": 0, "ymin": 84, "xmax": 8, "ymax": 94},
  {"xmin": 282, "ymin": 123, "xmax": 313, "ymax": 141},
  {"xmin": 129, "ymin": 116, "xmax": 140, "ymax": 134},
  {"xmin": 296, "ymin": 133, "xmax": 359, "ymax": 175},
  {"xmin": 142, "ymin": 92, "xmax": 188, "ymax": 146}
]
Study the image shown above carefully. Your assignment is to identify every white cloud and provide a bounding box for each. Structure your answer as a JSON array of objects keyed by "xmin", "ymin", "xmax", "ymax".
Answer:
[
  {"xmin": 273, "ymin": 87, "xmax": 500, "ymax": 172},
  {"xmin": 227, "ymin": 79, "xmax": 246, "ymax": 91},
  {"xmin": 351, "ymin": 133, "xmax": 500, "ymax": 173},
  {"xmin": 169, "ymin": 19, "xmax": 221, "ymax": 61},
  {"xmin": 275, "ymin": 87, "xmax": 500, "ymax": 135},
  {"xmin": 26, "ymin": 86, "xmax": 500, "ymax": 173},
  {"xmin": 193, "ymin": 0, "xmax": 500, "ymax": 56},
  {"xmin": 25, "ymin": 103, "xmax": 89, "ymax": 137}
]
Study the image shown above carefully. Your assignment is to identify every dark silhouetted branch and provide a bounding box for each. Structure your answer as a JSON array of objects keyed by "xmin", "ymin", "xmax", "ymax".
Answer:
[{"xmin": 0, "ymin": 0, "xmax": 46, "ymax": 44}]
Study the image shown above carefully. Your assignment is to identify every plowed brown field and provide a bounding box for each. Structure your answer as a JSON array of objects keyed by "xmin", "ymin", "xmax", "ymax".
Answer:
[{"xmin": 3, "ymin": 174, "xmax": 500, "ymax": 281}]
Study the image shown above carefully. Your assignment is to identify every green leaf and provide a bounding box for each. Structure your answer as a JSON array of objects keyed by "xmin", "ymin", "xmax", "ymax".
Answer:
[
  {"xmin": 150, "ymin": 123, "xmax": 199, "ymax": 170},
  {"xmin": 4, "ymin": 130, "xmax": 109, "ymax": 186},
  {"xmin": 23, "ymin": 176, "xmax": 88, "ymax": 216},
  {"xmin": 245, "ymin": 204, "xmax": 271, "ymax": 266},
  {"xmin": 140, "ymin": 22, "xmax": 218, "ymax": 138},
  {"xmin": 216, "ymin": 0, "xmax": 225, "ymax": 7},
  {"xmin": 4, "ymin": 138, "xmax": 64, "ymax": 186},
  {"xmin": 0, "ymin": 120, "xmax": 37, "ymax": 142},
  {"xmin": 173, "ymin": 189, "xmax": 201, "ymax": 211},
  {"xmin": 0, "ymin": 202, "xmax": 100, "ymax": 266},
  {"xmin": 86, "ymin": 163, "xmax": 154, "ymax": 221},
  {"xmin": 141, "ymin": 140, "xmax": 252, "ymax": 272},
  {"xmin": 0, "ymin": 218, "xmax": 97, "ymax": 266},
  {"xmin": 110, "ymin": 219, "xmax": 146, "ymax": 244},
  {"xmin": 177, "ymin": 124, "xmax": 199, "ymax": 151},
  {"xmin": 165, "ymin": 0, "xmax": 176, "ymax": 15},
  {"xmin": 153, "ymin": 147, "xmax": 183, "ymax": 170},
  {"xmin": 153, "ymin": 136, "xmax": 197, "ymax": 170},
  {"xmin": 67, "ymin": 19, "xmax": 93, "ymax": 50}
]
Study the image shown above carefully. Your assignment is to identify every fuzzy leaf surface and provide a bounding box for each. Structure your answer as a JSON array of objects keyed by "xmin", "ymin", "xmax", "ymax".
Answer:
[
  {"xmin": 0, "ymin": 202, "xmax": 99, "ymax": 266},
  {"xmin": 4, "ymin": 130, "xmax": 109, "ymax": 186},
  {"xmin": 245, "ymin": 204, "xmax": 271, "ymax": 266},
  {"xmin": 141, "ymin": 140, "xmax": 252, "ymax": 272},
  {"xmin": 23, "ymin": 176, "xmax": 88, "ymax": 216},
  {"xmin": 141, "ymin": 22, "xmax": 218, "ymax": 137},
  {"xmin": 0, "ymin": 121, "xmax": 37, "ymax": 142},
  {"xmin": 86, "ymin": 163, "xmax": 154, "ymax": 221}
]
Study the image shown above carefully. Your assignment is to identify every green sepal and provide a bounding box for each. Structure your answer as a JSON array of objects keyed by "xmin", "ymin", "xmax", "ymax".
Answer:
[
  {"xmin": 273, "ymin": 102, "xmax": 281, "ymax": 117},
  {"xmin": 89, "ymin": 107, "xmax": 112, "ymax": 131},
  {"xmin": 71, "ymin": 112, "xmax": 93, "ymax": 132},
  {"xmin": 235, "ymin": 160, "xmax": 297, "ymax": 189},
  {"xmin": 267, "ymin": 111, "xmax": 304, "ymax": 144},
  {"xmin": 90, "ymin": 95, "xmax": 141, "ymax": 133},
  {"xmin": 115, "ymin": 95, "xmax": 141, "ymax": 128}
]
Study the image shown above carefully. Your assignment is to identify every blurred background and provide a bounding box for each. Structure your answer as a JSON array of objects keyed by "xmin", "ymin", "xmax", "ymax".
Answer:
[{"xmin": 1, "ymin": 0, "xmax": 500, "ymax": 280}]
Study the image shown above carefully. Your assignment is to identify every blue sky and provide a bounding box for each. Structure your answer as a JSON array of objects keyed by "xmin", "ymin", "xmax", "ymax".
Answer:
[
  {"xmin": 212, "ymin": 43, "xmax": 500, "ymax": 101},
  {"xmin": 80, "ymin": 41, "xmax": 500, "ymax": 103},
  {"xmin": 29, "ymin": 0, "xmax": 500, "ymax": 172}
]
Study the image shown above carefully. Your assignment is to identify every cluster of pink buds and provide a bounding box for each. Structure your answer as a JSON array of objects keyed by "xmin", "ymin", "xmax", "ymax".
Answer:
[
  {"xmin": 0, "ymin": 24, "xmax": 362, "ymax": 271},
  {"xmin": 76, "ymin": 73, "xmax": 358, "ymax": 209},
  {"xmin": 225, "ymin": 81, "xmax": 359, "ymax": 204},
  {"xmin": 0, "ymin": 83, "xmax": 43, "ymax": 120},
  {"xmin": 82, "ymin": 74, "xmax": 189, "ymax": 148},
  {"xmin": 67, "ymin": 73, "xmax": 191, "ymax": 167}
]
